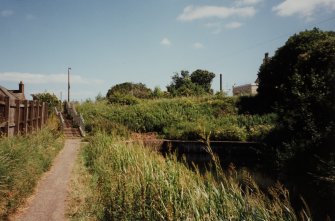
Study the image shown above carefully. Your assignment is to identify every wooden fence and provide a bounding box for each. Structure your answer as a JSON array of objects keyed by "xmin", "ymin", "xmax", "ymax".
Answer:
[{"xmin": 0, "ymin": 95, "xmax": 49, "ymax": 137}]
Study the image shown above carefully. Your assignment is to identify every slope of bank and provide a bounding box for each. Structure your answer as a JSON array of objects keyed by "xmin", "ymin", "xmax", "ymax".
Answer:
[{"xmin": 67, "ymin": 132, "xmax": 300, "ymax": 220}]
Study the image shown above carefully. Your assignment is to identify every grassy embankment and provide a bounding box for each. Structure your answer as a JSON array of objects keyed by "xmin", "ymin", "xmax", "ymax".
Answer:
[
  {"xmin": 68, "ymin": 132, "xmax": 299, "ymax": 220},
  {"xmin": 0, "ymin": 115, "xmax": 63, "ymax": 219},
  {"xmin": 66, "ymin": 97, "xmax": 304, "ymax": 220},
  {"xmin": 78, "ymin": 96, "xmax": 276, "ymax": 141}
]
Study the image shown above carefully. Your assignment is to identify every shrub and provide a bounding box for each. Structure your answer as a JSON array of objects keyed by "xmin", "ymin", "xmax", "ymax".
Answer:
[
  {"xmin": 211, "ymin": 125, "xmax": 247, "ymax": 141},
  {"xmin": 106, "ymin": 82, "xmax": 152, "ymax": 99},
  {"xmin": 107, "ymin": 92, "xmax": 139, "ymax": 105}
]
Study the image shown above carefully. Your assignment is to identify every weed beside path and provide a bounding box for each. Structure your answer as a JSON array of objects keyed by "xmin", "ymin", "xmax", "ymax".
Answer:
[
  {"xmin": 66, "ymin": 142, "xmax": 97, "ymax": 221},
  {"xmin": 13, "ymin": 139, "xmax": 80, "ymax": 221},
  {"xmin": 0, "ymin": 117, "xmax": 63, "ymax": 220},
  {"xmin": 73, "ymin": 132, "xmax": 298, "ymax": 221}
]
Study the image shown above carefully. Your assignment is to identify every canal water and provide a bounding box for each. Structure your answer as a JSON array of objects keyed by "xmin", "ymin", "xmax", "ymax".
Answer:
[{"xmin": 155, "ymin": 140, "xmax": 334, "ymax": 221}]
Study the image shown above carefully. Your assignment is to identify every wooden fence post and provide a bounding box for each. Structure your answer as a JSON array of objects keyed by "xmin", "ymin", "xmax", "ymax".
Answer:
[
  {"xmin": 29, "ymin": 100, "xmax": 34, "ymax": 132},
  {"xmin": 15, "ymin": 99, "xmax": 21, "ymax": 135},
  {"xmin": 36, "ymin": 101, "xmax": 40, "ymax": 130},
  {"xmin": 33, "ymin": 100, "xmax": 37, "ymax": 131},
  {"xmin": 45, "ymin": 103, "xmax": 48, "ymax": 124},
  {"xmin": 23, "ymin": 100, "xmax": 28, "ymax": 134},
  {"xmin": 4, "ymin": 96, "xmax": 10, "ymax": 137},
  {"xmin": 39, "ymin": 102, "xmax": 43, "ymax": 128},
  {"xmin": 41, "ymin": 102, "xmax": 45, "ymax": 126}
]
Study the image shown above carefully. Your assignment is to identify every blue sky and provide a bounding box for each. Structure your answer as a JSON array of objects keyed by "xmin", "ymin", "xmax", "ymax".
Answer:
[{"xmin": 0, "ymin": 0, "xmax": 334, "ymax": 101}]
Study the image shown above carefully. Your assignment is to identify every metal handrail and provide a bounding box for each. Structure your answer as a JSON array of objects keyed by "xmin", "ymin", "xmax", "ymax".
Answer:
[
  {"xmin": 54, "ymin": 107, "xmax": 65, "ymax": 130},
  {"xmin": 64, "ymin": 101, "xmax": 85, "ymax": 137}
]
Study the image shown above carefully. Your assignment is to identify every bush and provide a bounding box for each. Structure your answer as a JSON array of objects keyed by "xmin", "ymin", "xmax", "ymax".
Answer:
[
  {"xmin": 108, "ymin": 93, "xmax": 139, "ymax": 105},
  {"xmin": 106, "ymin": 82, "xmax": 152, "ymax": 99},
  {"xmin": 211, "ymin": 125, "xmax": 247, "ymax": 141}
]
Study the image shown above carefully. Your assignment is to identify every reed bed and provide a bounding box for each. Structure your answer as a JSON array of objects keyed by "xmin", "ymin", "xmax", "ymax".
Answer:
[
  {"xmin": 82, "ymin": 132, "xmax": 297, "ymax": 221},
  {"xmin": 0, "ymin": 115, "xmax": 63, "ymax": 219}
]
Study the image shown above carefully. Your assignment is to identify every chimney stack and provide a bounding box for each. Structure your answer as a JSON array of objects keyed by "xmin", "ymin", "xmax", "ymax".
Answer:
[
  {"xmin": 220, "ymin": 74, "xmax": 223, "ymax": 92},
  {"xmin": 19, "ymin": 81, "xmax": 24, "ymax": 94},
  {"xmin": 263, "ymin": 52, "xmax": 269, "ymax": 64}
]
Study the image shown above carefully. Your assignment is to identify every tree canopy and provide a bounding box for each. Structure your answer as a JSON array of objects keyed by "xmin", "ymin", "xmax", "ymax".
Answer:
[
  {"xmin": 32, "ymin": 92, "xmax": 60, "ymax": 113},
  {"xmin": 190, "ymin": 69, "xmax": 216, "ymax": 93},
  {"xmin": 257, "ymin": 29, "xmax": 335, "ymax": 218},
  {"xmin": 258, "ymin": 28, "xmax": 335, "ymax": 153},
  {"xmin": 257, "ymin": 28, "xmax": 335, "ymax": 211},
  {"xmin": 167, "ymin": 69, "xmax": 215, "ymax": 96}
]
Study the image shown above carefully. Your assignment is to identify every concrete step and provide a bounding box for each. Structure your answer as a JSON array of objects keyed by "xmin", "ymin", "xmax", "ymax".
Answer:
[{"xmin": 63, "ymin": 127, "xmax": 82, "ymax": 138}]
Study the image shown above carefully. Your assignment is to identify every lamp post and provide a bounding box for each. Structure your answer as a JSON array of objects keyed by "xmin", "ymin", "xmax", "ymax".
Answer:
[{"xmin": 68, "ymin": 67, "xmax": 71, "ymax": 102}]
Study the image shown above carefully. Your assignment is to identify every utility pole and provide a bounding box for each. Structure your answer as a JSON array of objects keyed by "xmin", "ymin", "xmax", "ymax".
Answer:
[{"xmin": 68, "ymin": 67, "xmax": 71, "ymax": 102}]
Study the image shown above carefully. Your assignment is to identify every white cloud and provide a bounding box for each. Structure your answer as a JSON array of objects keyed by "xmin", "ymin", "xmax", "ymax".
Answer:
[
  {"xmin": 273, "ymin": 0, "xmax": 335, "ymax": 18},
  {"xmin": 235, "ymin": 0, "xmax": 263, "ymax": 6},
  {"xmin": 160, "ymin": 37, "xmax": 171, "ymax": 46},
  {"xmin": 193, "ymin": 42, "xmax": 204, "ymax": 49},
  {"xmin": 177, "ymin": 5, "xmax": 256, "ymax": 21},
  {"xmin": 225, "ymin": 21, "xmax": 243, "ymax": 29},
  {"xmin": 1, "ymin": 10, "xmax": 13, "ymax": 17},
  {"xmin": 0, "ymin": 72, "xmax": 103, "ymax": 85}
]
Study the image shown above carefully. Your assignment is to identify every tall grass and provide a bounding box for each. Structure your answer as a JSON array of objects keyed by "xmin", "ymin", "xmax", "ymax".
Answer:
[
  {"xmin": 81, "ymin": 132, "xmax": 298, "ymax": 220},
  {"xmin": 78, "ymin": 97, "xmax": 276, "ymax": 141},
  {"xmin": 0, "ymin": 115, "xmax": 63, "ymax": 219}
]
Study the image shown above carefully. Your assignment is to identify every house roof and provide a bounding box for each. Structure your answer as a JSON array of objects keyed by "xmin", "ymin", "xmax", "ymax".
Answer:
[{"xmin": 0, "ymin": 86, "xmax": 25, "ymax": 100}]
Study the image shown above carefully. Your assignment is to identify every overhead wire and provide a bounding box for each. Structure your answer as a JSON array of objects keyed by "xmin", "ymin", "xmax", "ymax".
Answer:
[{"xmin": 220, "ymin": 15, "xmax": 335, "ymax": 60}]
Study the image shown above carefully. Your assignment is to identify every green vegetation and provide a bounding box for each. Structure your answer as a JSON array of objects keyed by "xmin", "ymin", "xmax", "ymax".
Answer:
[
  {"xmin": 257, "ymin": 28, "xmax": 335, "ymax": 168},
  {"xmin": 167, "ymin": 70, "xmax": 215, "ymax": 96},
  {"xmin": 72, "ymin": 132, "xmax": 298, "ymax": 220},
  {"xmin": 32, "ymin": 92, "xmax": 60, "ymax": 113},
  {"xmin": 74, "ymin": 28, "xmax": 335, "ymax": 220},
  {"xmin": 0, "ymin": 116, "xmax": 63, "ymax": 219},
  {"xmin": 78, "ymin": 96, "xmax": 275, "ymax": 141},
  {"xmin": 106, "ymin": 82, "xmax": 152, "ymax": 105},
  {"xmin": 251, "ymin": 28, "xmax": 335, "ymax": 219}
]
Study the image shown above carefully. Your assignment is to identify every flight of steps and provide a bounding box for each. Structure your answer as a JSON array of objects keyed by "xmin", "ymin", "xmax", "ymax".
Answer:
[{"xmin": 63, "ymin": 115, "xmax": 82, "ymax": 138}]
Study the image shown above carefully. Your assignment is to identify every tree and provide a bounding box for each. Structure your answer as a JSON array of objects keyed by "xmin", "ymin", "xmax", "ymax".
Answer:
[
  {"xmin": 166, "ymin": 69, "xmax": 215, "ymax": 96},
  {"xmin": 257, "ymin": 28, "xmax": 335, "ymax": 219},
  {"xmin": 190, "ymin": 69, "xmax": 215, "ymax": 93},
  {"xmin": 258, "ymin": 28, "xmax": 335, "ymax": 156},
  {"xmin": 152, "ymin": 87, "xmax": 164, "ymax": 98},
  {"xmin": 32, "ymin": 92, "xmax": 60, "ymax": 113}
]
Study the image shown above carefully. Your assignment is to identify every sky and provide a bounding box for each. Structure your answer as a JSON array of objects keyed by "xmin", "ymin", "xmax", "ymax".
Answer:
[{"xmin": 0, "ymin": 0, "xmax": 334, "ymax": 101}]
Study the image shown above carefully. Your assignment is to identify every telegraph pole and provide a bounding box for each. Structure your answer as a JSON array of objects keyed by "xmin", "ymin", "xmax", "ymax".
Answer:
[{"xmin": 68, "ymin": 67, "xmax": 71, "ymax": 102}]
